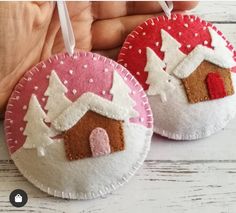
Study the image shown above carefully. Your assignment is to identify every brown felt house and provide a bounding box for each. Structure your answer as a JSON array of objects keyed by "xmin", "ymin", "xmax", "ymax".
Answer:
[
  {"xmin": 173, "ymin": 45, "xmax": 235, "ymax": 104},
  {"xmin": 52, "ymin": 92, "xmax": 129, "ymax": 161}
]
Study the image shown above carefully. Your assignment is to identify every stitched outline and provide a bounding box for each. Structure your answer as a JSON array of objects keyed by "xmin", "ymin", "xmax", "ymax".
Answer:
[
  {"xmin": 12, "ymin": 124, "xmax": 153, "ymax": 200},
  {"xmin": 117, "ymin": 14, "xmax": 236, "ymax": 74},
  {"xmin": 117, "ymin": 13, "xmax": 236, "ymax": 136}
]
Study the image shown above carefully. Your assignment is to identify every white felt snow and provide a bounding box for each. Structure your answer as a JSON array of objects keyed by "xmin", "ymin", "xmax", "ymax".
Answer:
[
  {"xmin": 208, "ymin": 26, "xmax": 235, "ymax": 59},
  {"xmin": 52, "ymin": 92, "xmax": 130, "ymax": 131},
  {"xmin": 44, "ymin": 70, "xmax": 72, "ymax": 122},
  {"xmin": 145, "ymin": 47, "xmax": 176, "ymax": 102},
  {"xmin": 174, "ymin": 45, "xmax": 236, "ymax": 79},
  {"xmin": 160, "ymin": 30, "xmax": 186, "ymax": 74},
  {"xmin": 174, "ymin": 27, "xmax": 236, "ymax": 79},
  {"xmin": 23, "ymin": 94, "xmax": 55, "ymax": 156},
  {"xmin": 11, "ymin": 123, "xmax": 152, "ymax": 199},
  {"xmin": 110, "ymin": 71, "xmax": 138, "ymax": 118},
  {"xmin": 149, "ymin": 73, "xmax": 236, "ymax": 140}
]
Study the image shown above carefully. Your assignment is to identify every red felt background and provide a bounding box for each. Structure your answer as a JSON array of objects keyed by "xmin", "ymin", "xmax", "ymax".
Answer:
[{"xmin": 118, "ymin": 14, "xmax": 236, "ymax": 90}]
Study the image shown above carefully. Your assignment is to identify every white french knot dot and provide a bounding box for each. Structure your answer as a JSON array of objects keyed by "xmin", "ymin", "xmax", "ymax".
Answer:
[
  {"xmin": 129, "ymin": 45, "xmax": 132, "ymax": 49},
  {"xmin": 64, "ymin": 80, "xmax": 68, "ymax": 84},
  {"xmin": 69, "ymin": 70, "xmax": 73, "ymax": 75},
  {"xmin": 142, "ymin": 32, "xmax": 146, "ymax": 35},
  {"xmin": 89, "ymin": 78, "xmax": 94, "ymax": 83},
  {"xmin": 34, "ymin": 86, "xmax": 38, "ymax": 90},
  {"xmin": 102, "ymin": 90, "xmax": 106, "ymax": 95},
  {"xmin": 184, "ymin": 23, "xmax": 189, "ymax": 28},
  {"xmin": 72, "ymin": 89, "xmax": 77, "ymax": 95},
  {"xmin": 138, "ymin": 49, "xmax": 142, "ymax": 54},
  {"xmin": 83, "ymin": 64, "xmax": 88, "ymax": 69},
  {"xmin": 23, "ymin": 105, "xmax": 27, "ymax": 110},
  {"xmin": 104, "ymin": 68, "xmax": 109, "ymax": 72},
  {"xmin": 187, "ymin": 45, "xmax": 191, "ymax": 48},
  {"xmin": 20, "ymin": 127, "xmax": 24, "ymax": 131},
  {"xmin": 60, "ymin": 61, "xmax": 64, "ymax": 64}
]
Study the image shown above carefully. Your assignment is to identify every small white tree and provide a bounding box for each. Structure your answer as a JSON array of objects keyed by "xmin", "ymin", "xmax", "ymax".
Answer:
[
  {"xmin": 161, "ymin": 29, "xmax": 186, "ymax": 74},
  {"xmin": 110, "ymin": 71, "xmax": 138, "ymax": 117},
  {"xmin": 44, "ymin": 70, "xmax": 72, "ymax": 123},
  {"xmin": 208, "ymin": 27, "xmax": 234, "ymax": 59},
  {"xmin": 145, "ymin": 47, "xmax": 175, "ymax": 102},
  {"xmin": 23, "ymin": 94, "xmax": 54, "ymax": 156}
]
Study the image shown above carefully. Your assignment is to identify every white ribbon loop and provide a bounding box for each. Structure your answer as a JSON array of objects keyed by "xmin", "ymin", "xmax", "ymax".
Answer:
[
  {"xmin": 57, "ymin": 1, "xmax": 75, "ymax": 56},
  {"xmin": 159, "ymin": 1, "xmax": 173, "ymax": 19}
]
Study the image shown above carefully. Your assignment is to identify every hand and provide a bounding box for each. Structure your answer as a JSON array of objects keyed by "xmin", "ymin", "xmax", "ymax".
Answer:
[{"xmin": 0, "ymin": 1, "xmax": 198, "ymax": 113}]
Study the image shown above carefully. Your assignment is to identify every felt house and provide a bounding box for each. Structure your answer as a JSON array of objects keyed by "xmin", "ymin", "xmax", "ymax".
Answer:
[
  {"xmin": 173, "ymin": 45, "xmax": 235, "ymax": 104},
  {"xmin": 52, "ymin": 92, "xmax": 129, "ymax": 161}
]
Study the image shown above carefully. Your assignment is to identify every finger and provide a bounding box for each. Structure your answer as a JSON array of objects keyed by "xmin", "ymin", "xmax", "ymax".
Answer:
[
  {"xmin": 92, "ymin": 1, "xmax": 198, "ymax": 19},
  {"xmin": 0, "ymin": 2, "xmax": 54, "ymax": 112},
  {"xmin": 92, "ymin": 46, "xmax": 121, "ymax": 60},
  {"xmin": 43, "ymin": 1, "xmax": 93, "ymax": 58},
  {"xmin": 91, "ymin": 13, "xmax": 160, "ymax": 50}
]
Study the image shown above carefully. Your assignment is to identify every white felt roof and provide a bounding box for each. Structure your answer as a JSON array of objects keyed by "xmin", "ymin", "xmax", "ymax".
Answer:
[
  {"xmin": 173, "ymin": 45, "xmax": 236, "ymax": 79},
  {"xmin": 52, "ymin": 92, "xmax": 129, "ymax": 131}
]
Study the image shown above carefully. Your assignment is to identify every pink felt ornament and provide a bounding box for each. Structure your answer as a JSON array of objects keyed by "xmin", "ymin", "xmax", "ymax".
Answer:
[{"xmin": 4, "ymin": 1, "xmax": 153, "ymax": 200}]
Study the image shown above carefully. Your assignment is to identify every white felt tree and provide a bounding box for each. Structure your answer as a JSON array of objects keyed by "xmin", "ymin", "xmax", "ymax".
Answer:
[
  {"xmin": 110, "ymin": 71, "xmax": 138, "ymax": 118},
  {"xmin": 44, "ymin": 70, "xmax": 72, "ymax": 123},
  {"xmin": 144, "ymin": 47, "xmax": 175, "ymax": 102},
  {"xmin": 161, "ymin": 29, "xmax": 186, "ymax": 74},
  {"xmin": 23, "ymin": 94, "xmax": 54, "ymax": 156},
  {"xmin": 208, "ymin": 27, "xmax": 234, "ymax": 58}
]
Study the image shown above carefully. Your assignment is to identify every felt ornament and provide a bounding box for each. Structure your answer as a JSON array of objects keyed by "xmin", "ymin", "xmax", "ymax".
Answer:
[
  {"xmin": 4, "ymin": 51, "xmax": 153, "ymax": 200},
  {"xmin": 4, "ymin": 2, "xmax": 153, "ymax": 200},
  {"xmin": 118, "ymin": 14, "xmax": 236, "ymax": 140}
]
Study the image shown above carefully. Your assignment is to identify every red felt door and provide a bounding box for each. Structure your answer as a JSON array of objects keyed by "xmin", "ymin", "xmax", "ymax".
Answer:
[{"xmin": 206, "ymin": 72, "xmax": 227, "ymax": 100}]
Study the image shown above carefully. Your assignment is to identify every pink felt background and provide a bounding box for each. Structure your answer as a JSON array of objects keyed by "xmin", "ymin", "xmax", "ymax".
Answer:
[
  {"xmin": 5, "ymin": 52, "xmax": 153, "ymax": 154},
  {"xmin": 118, "ymin": 14, "xmax": 236, "ymax": 91}
]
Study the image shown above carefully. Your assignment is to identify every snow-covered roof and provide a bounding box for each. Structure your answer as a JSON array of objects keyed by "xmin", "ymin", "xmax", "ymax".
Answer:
[
  {"xmin": 52, "ymin": 92, "xmax": 129, "ymax": 131},
  {"xmin": 173, "ymin": 45, "xmax": 236, "ymax": 79}
]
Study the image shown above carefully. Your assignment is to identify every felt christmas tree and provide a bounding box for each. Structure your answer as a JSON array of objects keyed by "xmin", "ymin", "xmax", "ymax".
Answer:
[
  {"xmin": 208, "ymin": 27, "xmax": 234, "ymax": 59},
  {"xmin": 23, "ymin": 94, "xmax": 54, "ymax": 156},
  {"xmin": 110, "ymin": 71, "xmax": 138, "ymax": 117},
  {"xmin": 145, "ymin": 47, "xmax": 175, "ymax": 102},
  {"xmin": 44, "ymin": 70, "xmax": 72, "ymax": 122},
  {"xmin": 161, "ymin": 29, "xmax": 186, "ymax": 74}
]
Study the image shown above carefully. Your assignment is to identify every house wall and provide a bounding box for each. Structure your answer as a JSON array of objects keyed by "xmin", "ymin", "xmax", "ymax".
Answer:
[
  {"xmin": 182, "ymin": 60, "xmax": 234, "ymax": 103},
  {"xmin": 63, "ymin": 111, "xmax": 125, "ymax": 161}
]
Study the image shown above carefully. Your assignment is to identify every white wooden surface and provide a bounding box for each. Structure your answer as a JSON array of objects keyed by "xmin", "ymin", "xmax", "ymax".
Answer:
[{"xmin": 1, "ymin": 2, "xmax": 236, "ymax": 212}]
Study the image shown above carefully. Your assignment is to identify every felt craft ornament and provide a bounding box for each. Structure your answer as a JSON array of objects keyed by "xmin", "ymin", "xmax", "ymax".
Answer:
[
  {"xmin": 118, "ymin": 13, "xmax": 236, "ymax": 140},
  {"xmin": 4, "ymin": 2, "xmax": 153, "ymax": 200}
]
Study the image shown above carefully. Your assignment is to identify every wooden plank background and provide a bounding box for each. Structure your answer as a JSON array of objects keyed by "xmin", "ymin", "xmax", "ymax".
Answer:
[{"xmin": 1, "ymin": 2, "xmax": 236, "ymax": 213}]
